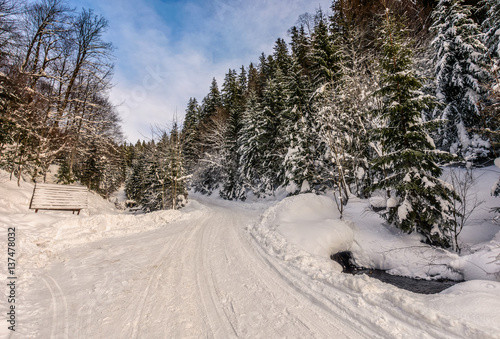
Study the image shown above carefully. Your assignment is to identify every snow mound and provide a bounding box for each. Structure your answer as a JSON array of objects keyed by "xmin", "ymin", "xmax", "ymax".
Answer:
[
  {"xmin": 449, "ymin": 233, "xmax": 500, "ymax": 281},
  {"xmin": 273, "ymin": 193, "xmax": 354, "ymax": 257},
  {"xmin": 346, "ymin": 201, "xmax": 463, "ymax": 281},
  {"xmin": 250, "ymin": 193, "xmax": 355, "ymax": 272},
  {"xmin": 431, "ymin": 280, "xmax": 500, "ymax": 329}
]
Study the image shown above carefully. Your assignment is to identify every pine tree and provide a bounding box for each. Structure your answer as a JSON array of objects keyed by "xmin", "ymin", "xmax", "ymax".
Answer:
[
  {"xmin": 191, "ymin": 110, "xmax": 228, "ymax": 195},
  {"xmin": 247, "ymin": 63, "xmax": 259, "ymax": 94},
  {"xmin": 478, "ymin": 0, "xmax": 500, "ymax": 156},
  {"xmin": 372, "ymin": 9, "xmax": 458, "ymax": 248},
  {"xmin": 200, "ymin": 77, "xmax": 222, "ymax": 123},
  {"xmin": 259, "ymin": 67, "xmax": 289, "ymax": 193},
  {"xmin": 482, "ymin": 0, "xmax": 500, "ymax": 61},
  {"xmin": 273, "ymin": 38, "xmax": 292, "ymax": 77},
  {"xmin": 238, "ymin": 90, "xmax": 266, "ymax": 197},
  {"xmin": 181, "ymin": 97, "xmax": 200, "ymax": 173},
  {"xmin": 282, "ymin": 59, "xmax": 318, "ymax": 194},
  {"xmin": 431, "ymin": 0, "xmax": 490, "ymax": 161},
  {"xmin": 289, "ymin": 25, "xmax": 311, "ymax": 77},
  {"xmin": 220, "ymin": 69, "xmax": 245, "ymax": 200},
  {"xmin": 166, "ymin": 122, "xmax": 188, "ymax": 209},
  {"xmin": 309, "ymin": 9, "xmax": 342, "ymax": 89},
  {"xmin": 322, "ymin": 3, "xmax": 378, "ymax": 200}
]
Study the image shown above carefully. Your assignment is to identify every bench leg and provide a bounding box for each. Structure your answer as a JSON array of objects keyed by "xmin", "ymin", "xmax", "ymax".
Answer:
[
  {"xmin": 77, "ymin": 210, "xmax": 80, "ymax": 216},
  {"xmin": 35, "ymin": 209, "xmax": 38, "ymax": 213}
]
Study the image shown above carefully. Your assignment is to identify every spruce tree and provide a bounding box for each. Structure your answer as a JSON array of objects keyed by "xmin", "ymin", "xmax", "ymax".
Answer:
[
  {"xmin": 479, "ymin": 0, "xmax": 500, "ymax": 156},
  {"xmin": 309, "ymin": 9, "xmax": 342, "ymax": 89},
  {"xmin": 282, "ymin": 59, "xmax": 319, "ymax": 194},
  {"xmin": 372, "ymin": 9, "xmax": 458, "ymax": 248},
  {"xmin": 220, "ymin": 69, "xmax": 245, "ymax": 200},
  {"xmin": 431, "ymin": 0, "xmax": 489, "ymax": 161},
  {"xmin": 273, "ymin": 38, "xmax": 292, "ymax": 77},
  {"xmin": 181, "ymin": 97, "xmax": 201, "ymax": 173},
  {"xmin": 238, "ymin": 90, "xmax": 267, "ymax": 197},
  {"xmin": 259, "ymin": 67, "xmax": 289, "ymax": 193},
  {"xmin": 167, "ymin": 122, "xmax": 187, "ymax": 209},
  {"xmin": 482, "ymin": 0, "xmax": 500, "ymax": 61},
  {"xmin": 289, "ymin": 25, "xmax": 311, "ymax": 78},
  {"xmin": 200, "ymin": 78, "xmax": 222, "ymax": 123}
]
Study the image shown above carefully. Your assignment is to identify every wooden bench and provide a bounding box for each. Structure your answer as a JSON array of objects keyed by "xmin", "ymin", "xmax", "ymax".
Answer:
[{"xmin": 29, "ymin": 183, "xmax": 88, "ymax": 215}]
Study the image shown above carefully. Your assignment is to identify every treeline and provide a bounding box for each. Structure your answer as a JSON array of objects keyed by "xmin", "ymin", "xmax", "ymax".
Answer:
[
  {"xmin": 0, "ymin": 0, "xmax": 124, "ymax": 198},
  {"xmin": 124, "ymin": 123, "xmax": 188, "ymax": 212},
  {"xmin": 159, "ymin": 0, "xmax": 497, "ymax": 248}
]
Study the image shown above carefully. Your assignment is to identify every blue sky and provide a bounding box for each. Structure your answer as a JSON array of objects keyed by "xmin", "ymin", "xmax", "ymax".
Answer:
[{"xmin": 68, "ymin": 0, "xmax": 332, "ymax": 142}]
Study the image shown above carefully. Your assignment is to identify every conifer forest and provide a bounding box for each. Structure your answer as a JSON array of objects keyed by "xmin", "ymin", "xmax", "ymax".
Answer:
[{"xmin": 1, "ymin": 0, "xmax": 500, "ymax": 249}]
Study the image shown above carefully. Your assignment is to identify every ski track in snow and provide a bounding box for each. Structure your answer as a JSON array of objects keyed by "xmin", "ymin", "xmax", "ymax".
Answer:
[{"xmin": 6, "ymin": 196, "xmax": 500, "ymax": 339}]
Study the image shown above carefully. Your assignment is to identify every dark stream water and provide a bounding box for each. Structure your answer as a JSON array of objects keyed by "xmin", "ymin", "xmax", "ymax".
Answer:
[{"xmin": 331, "ymin": 252, "xmax": 460, "ymax": 294}]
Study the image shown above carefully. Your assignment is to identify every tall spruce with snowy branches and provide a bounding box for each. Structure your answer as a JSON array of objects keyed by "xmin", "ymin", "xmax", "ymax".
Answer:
[
  {"xmin": 479, "ymin": 0, "xmax": 500, "ymax": 157},
  {"xmin": 181, "ymin": 98, "xmax": 201, "ymax": 173},
  {"xmin": 482, "ymin": 0, "xmax": 500, "ymax": 61},
  {"xmin": 431, "ymin": 0, "xmax": 490, "ymax": 161},
  {"xmin": 282, "ymin": 59, "xmax": 317, "ymax": 194},
  {"xmin": 220, "ymin": 68, "xmax": 245, "ymax": 200},
  {"xmin": 238, "ymin": 91, "xmax": 266, "ymax": 197},
  {"xmin": 372, "ymin": 9, "xmax": 458, "ymax": 248}
]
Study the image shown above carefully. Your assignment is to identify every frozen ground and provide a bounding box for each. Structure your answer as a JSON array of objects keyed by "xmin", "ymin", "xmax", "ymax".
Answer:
[{"xmin": 0, "ymin": 167, "xmax": 499, "ymax": 338}]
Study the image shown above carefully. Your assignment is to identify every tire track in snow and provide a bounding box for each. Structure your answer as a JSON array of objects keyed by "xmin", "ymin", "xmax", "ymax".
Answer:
[
  {"xmin": 200, "ymin": 204, "xmax": 368, "ymax": 338},
  {"xmin": 191, "ymin": 215, "xmax": 236, "ymax": 337},
  {"xmin": 226, "ymin": 210, "xmax": 368, "ymax": 338},
  {"xmin": 42, "ymin": 275, "xmax": 69, "ymax": 339},
  {"xmin": 126, "ymin": 227, "xmax": 187, "ymax": 338}
]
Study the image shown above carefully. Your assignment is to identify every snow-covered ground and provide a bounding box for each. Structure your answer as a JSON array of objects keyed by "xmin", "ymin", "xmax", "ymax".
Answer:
[{"xmin": 1, "ymin": 167, "xmax": 500, "ymax": 338}]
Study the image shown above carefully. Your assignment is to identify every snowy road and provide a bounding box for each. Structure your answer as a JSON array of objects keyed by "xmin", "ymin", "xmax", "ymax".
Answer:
[
  {"xmin": 15, "ymin": 199, "xmax": 367, "ymax": 338},
  {"xmin": 7, "ymin": 196, "xmax": 500, "ymax": 338}
]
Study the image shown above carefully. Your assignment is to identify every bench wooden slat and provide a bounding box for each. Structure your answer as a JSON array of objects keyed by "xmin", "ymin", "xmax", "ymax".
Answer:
[
  {"xmin": 30, "ymin": 183, "xmax": 88, "ymax": 214},
  {"xmin": 31, "ymin": 196, "xmax": 88, "ymax": 201}
]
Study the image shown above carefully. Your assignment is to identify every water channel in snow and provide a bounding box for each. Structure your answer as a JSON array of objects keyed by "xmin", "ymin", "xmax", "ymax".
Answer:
[{"xmin": 331, "ymin": 251, "xmax": 460, "ymax": 294}]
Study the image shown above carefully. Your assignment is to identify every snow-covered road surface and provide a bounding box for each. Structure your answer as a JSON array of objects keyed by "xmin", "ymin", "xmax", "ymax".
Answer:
[
  {"xmin": 4, "ymin": 194, "xmax": 500, "ymax": 338},
  {"xmin": 13, "ymin": 199, "xmax": 367, "ymax": 338}
]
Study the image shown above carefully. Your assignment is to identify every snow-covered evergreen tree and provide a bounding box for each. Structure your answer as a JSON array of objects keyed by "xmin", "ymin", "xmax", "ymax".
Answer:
[
  {"xmin": 259, "ymin": 67, "xmax": 289, "ymax": 193},
  {"xmin": 482, "ymin": 0, "xmax": 500, "ymax": 61},
  {"xmin": 479, "ymin": 0, "xmax": 500, "ymax": 157},
  {"xmin": 319, "ymin": 8, "xmax": 378, "ymax": 201},
  {"xmin": 181, "ymin": 97, "xmax": 201, "ymax": 173},
  {"xmin": 191, "ymin": 110, "xmax": 228, "ymax": 195},
  {"xmin": 282, "ymin": 59, "xmax": 316, "ymax": 195},
  {"xmin": 238, "ymin": 91, "xmax": 268, "ymax": 197},
  {"xmin": 372, "ymin": 9, "xmax": 458, "ymax": 248},
  {"xmin": 431, "ymin": 0, "xmax": 490, "ymax": 161},
  {"xmin": 220, "ymin": 68, "xmax": 245, "ymax": 200},
  {"xmin": 200, "ymin": 78, "xmax": 222, "ymax": 123},
  {"xmin": 309, "ymin": 9, "xmax": 342, "ymax": 89},
  {"xmin": 166, "ymin": 123, "xmax": 188, "ymax": 209}
]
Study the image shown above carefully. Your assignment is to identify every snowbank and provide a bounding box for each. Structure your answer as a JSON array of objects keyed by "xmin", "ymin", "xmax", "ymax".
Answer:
[
  {"xmin": 449, "ymin": 231, "xmax": 500, "ymax": 281},
  {"xmin": 249, "ymin": 166, "xmax": 500, "ymax": 283},
  {"xmin": 250, "ymin": 191, "xmax": 500, "ymax": 336},
  {"xmin": 250, "ymin": 193, "xmax": 354, "ymax": 272},
  {"xmin": 0, "ymin": 171, "xmax": 205, "ymax": 272},
  {"xmin": 346, "ymin": 196, "xmax": 464, "ymax": 280}
]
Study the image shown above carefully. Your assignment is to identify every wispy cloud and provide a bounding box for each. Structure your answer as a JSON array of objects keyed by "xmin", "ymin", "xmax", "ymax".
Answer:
[{"xmin": 68, "ymin": 0, "xmax": 331, "ymax": 142}]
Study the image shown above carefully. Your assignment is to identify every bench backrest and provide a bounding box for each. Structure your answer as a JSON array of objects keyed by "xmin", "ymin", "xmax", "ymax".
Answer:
[{"xmin": 29, "ymin": 183, "xmax": 88, "ymax": 211}]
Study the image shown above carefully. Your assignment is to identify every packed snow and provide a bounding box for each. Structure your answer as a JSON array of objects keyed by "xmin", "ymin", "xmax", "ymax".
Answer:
[{"xmin": 1, "ymin": 167, "xmax": 500, "ymax": 338}]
